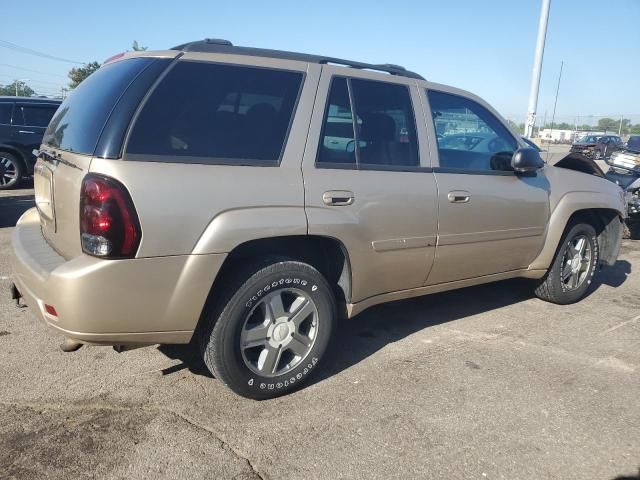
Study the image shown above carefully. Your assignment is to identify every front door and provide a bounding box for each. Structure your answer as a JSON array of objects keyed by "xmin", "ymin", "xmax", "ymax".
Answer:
[
  {"xmin": 423, "ymin": 89, "xmax": 550, "ymax": 285},
  {"xmin": 302, "ymin": 67, "xmax": 438, "ymax": 303}
]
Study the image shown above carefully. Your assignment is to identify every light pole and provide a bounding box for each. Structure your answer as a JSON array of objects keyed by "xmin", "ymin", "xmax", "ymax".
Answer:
[{"xmin": 525, "ymin": 0, "xmax": 552, "ymax": 138}]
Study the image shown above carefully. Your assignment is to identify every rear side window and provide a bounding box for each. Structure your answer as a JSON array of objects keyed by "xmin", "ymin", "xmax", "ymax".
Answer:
[
  {"xmin": 125, "ymin": 61, "xmax": 304, "ymax": 165},
  {"xmin": 317, "ymin": 77, "xmax": 419, "ymax": 168},
  {"xmin": 0, "ymin": 103, "xmax": 12, "ymax": 124},
  {"xmin": 43, "ymin": 57, "xmax": 158, "ymax": 155},
  {"xmin": 14, "ymin": 104, "xmax": 59, "ymax": 127}
]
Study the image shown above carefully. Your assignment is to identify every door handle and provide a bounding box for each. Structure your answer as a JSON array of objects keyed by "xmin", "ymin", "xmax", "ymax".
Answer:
[
  {"xmin": 18, "ymin": 130, "xmax": 35, "ymax": 134},
  {"xmin": 447, "ymin": 190, "xmax": 470, "ymax": 203},
  {"xmin": 323, "ymin": 190, "xmax": 354, "ymax": 206}
]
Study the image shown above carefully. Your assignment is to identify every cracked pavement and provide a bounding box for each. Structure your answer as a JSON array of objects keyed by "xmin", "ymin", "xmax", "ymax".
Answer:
[{"xmin": 1, "ymin": 186, "xmax": 639, "ymax": 480}]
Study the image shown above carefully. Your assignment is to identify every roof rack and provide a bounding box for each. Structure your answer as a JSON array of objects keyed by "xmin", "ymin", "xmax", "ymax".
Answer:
[{"xmin": 171, "ymin": 39, "xmax": 425, "ymax": 80}]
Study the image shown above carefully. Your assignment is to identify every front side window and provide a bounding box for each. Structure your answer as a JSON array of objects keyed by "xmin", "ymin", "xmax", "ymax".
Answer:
[
  {"xmin": 317, "ymin": 77, "xmax": 419, "ymax": 168},
  {"xmin": 0, "ymin": 103, "xmax": 12, "ymax": 124},
  {"xmin": 16, "ymin": 105, "xmax": 59, "ymax": 127},
  {"xmin": 428, "ymin": 90, "xmax": 517, "ymax": 171},
  {"xmin": 126, "ymin": 61, "xmax": 304, "ymax": 164}
]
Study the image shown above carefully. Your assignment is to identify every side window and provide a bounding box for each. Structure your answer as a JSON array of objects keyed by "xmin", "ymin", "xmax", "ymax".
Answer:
[
  {"xmin": 317, "ymin": 78, "xmax": 356, "ymax": 166},
  {"xmin": 351, "ymin": 78, "xmax": 419, "ymax": 167},
  {"xmin": 317, "ymin": 77, "xmax": 419, "ymax": 168},
  {"xmin": 428, "ymin": 90, "xmax": 517, "ymax": 171},
  {"xmin": 126, "ymin": 61, "xmax": 303, "ymax": 164},
  {"xmin": 18, "ymin": 105, "xmax": 59, "ymax": 127},
  {"xmin": 0, "ymin": 103, "xmax": 12, "ymax": 125}
]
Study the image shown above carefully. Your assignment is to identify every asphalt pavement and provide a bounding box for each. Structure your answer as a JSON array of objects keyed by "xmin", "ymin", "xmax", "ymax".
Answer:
[{"xmin": 0, "ymin": 182, "xmax": 638, "ymax": 480}]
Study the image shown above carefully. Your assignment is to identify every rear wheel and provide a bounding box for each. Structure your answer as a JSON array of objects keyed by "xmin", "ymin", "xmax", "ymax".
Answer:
[
  {"xmin": 535, "ymin": 223, "xmax": 599, "ymax": 304},
  {"xmin": 200, "ymin": 260, "xmax": 336, "ymax": 399},
  {"xmin": 0, "ymin": 152, "xmax": 23, "ymax": 190}
]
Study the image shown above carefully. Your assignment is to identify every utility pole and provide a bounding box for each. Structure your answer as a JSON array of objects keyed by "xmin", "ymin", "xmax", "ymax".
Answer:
[
  {"xmin": 618, "ymin": 115, "xmax": 624, "ymax": 136},
  {"xmin": 525, "ymin": 0, "xmax": 552, "ymax": 138}
]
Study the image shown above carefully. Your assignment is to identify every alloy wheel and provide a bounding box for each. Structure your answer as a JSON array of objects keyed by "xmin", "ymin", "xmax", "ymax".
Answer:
[
  {"xmin": 560, "ymin": 234, "xmax": 592, "ymax": 291},
  {"xmin": 240, "ymin": 288, "xmax": 318, "ymax": 377},
  {"xmin": 0, "ymin": 156, "xmax": 18, "ymax": 187}
]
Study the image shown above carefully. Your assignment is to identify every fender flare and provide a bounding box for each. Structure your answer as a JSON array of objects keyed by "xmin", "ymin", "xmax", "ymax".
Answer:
[
  {"xmin": 529, "ymin": 190, "xmax": 624, "ymax": 270},
  {"xmin": 191, "ymin": 206, "xmax": 308, "ymax": 254}
]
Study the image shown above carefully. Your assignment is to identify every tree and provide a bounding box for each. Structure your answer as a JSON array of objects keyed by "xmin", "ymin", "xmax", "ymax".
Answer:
[
  {"xmin": 630, "ymin": 124, "xmax": 640, "ymax": 135},
  {"xmin": 597, "ymin": 117, "xmax": 618, "ymax": 132},
  {"xmin": 0, "ymin": 80, "xmax": 35, "ymax": 97},
  {"xmin": 68, "ymin": 61, "xmax": 101, "ymax": 89},
  {"xmin": 132, "ymin": 40, "xmax": 148, "ymax": 51},
  {"xmin": 578, "ymin": 124, "xmax": 592, "ymax": 131}
]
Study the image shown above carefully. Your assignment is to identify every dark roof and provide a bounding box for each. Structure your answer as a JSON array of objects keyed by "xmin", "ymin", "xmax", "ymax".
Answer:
[
  {"xmin": 0, "ymin": 96, "xmax": 61, "ymax": 103},
  {"xmin": 171, "ymin": 38, "xmax": 425, "ymax": 80}
]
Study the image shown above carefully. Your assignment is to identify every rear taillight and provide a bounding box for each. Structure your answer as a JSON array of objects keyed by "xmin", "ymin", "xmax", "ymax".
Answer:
[{"xmin": 80, "ymin": 174, "xmax": 141, "ymax": 258}]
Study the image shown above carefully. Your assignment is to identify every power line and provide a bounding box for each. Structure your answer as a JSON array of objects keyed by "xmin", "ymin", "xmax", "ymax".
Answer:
[
  {"xmin": 0, "ymin": 63, "xmax": 68, "ymax": 79},
  {"xmin": 0, "ymin": 39, "xmax": 84, "ymax": 65}
]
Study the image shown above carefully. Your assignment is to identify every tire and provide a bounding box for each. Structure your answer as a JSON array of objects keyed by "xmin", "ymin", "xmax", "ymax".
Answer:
[
  {"xmin": 624, "ymin": 221, "xmax": 640, "ymax": 240},
  {"xmin": 593, "ymin": 149, "xmax": 602, "ymax": 160},
  {"xmin": 534, "ymin": 223, "xmax": 599, "ymax": 304},
  {"xmin": 0, "ymin": 152, "xmax": 23, "ymax": 190},
  {"xmin": 199, "ymin": 260, "xmax": 336, "ymax": 400}
]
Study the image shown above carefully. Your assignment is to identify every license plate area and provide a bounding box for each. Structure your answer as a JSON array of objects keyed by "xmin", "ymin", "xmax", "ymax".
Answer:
[{"xmin": 34, "ymin": 159, "xmax": 56, "ymax": 231}]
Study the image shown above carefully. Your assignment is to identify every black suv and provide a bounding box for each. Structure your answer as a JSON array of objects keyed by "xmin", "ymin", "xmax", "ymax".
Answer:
[{"xmin": 0, "ymin": 97, "xmax": 61, "ymax": 189}]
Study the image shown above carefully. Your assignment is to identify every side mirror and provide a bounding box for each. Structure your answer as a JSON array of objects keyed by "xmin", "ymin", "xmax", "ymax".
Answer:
[{"xmin": 511, "ymin": 147, "xmax": 544, "ymax": 174}]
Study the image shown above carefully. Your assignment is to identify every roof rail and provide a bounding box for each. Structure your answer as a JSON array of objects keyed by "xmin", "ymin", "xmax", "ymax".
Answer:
[{"xmin": 170, "ymin": 39, "xmax": 425, "ymax": 80}]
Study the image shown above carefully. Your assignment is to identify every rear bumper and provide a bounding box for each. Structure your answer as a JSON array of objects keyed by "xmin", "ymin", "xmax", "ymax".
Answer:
[{"xmin": 11, "ymin": 208, "xmax": 226, "ymax": 345}]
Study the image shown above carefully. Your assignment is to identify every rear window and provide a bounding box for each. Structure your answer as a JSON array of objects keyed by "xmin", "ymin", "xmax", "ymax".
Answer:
[
  {"xmin": 43, "ymin": 57, "xmax": 157, "ymax": 155},
  {"xmin": 125, "ymin": 61, "xmax": 304, "ymax": 165}
]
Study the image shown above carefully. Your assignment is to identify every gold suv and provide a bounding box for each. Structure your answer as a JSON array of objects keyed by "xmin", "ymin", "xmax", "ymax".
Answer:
[{"xmin": 11, "ymin": 39, "xmax": 625, "ymax": 399}]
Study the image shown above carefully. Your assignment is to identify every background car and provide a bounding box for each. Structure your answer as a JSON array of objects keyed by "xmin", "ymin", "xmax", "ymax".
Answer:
[
  {"xmin": 0, "ymin": 96, "xmax": 61, "ymax": 189},
  {"xmin": 570, "ymin": 134, "xmax": 623, "ymax": 160}
]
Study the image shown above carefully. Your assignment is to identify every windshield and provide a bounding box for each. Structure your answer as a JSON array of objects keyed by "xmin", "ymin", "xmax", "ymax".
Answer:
[
  {"xmin": 579, "ymin": 135, "xmax": 601, "ymax": 143},
  {"xmin": 43, "ymin": 58, "xmax": 156, "ymax": 155}
]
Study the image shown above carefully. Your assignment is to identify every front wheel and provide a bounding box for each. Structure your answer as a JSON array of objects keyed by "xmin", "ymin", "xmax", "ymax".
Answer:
[
  {"xmin": 593, "ymin": 149, "xmax": 602, "ymax": 160},
  {"xmin": 200, "ymin": 260, "xmax": 336, "ymax": 399},
  {"xmin": 535, "ymin": 223, "xmax": 599, "ymax": 304}
]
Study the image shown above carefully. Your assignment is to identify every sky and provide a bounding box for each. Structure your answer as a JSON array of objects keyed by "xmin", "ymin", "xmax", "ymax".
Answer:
[{"xmin": 1, "ymin": 0, "xmax": 639, "ymax": 126}]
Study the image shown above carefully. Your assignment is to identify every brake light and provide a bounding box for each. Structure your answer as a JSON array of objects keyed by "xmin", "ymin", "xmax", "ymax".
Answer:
[
  {"xmin": 80, "ymin": 174, "xmax": 141, "ymax": 258},
  {"xmin": 103, "ymin": 52, "xmax": 126, "ymax": 64}
]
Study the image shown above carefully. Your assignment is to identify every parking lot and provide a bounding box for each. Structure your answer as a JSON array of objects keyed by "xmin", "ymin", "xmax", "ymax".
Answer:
[{"xmin": 0, "ymin": 185, "xmax": 638, "ymax": 480}]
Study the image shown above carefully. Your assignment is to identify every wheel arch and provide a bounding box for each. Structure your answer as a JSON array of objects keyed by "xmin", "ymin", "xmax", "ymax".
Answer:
[
  {"xmin": 530, "ymin": 192, "xmax": 624, "ymax": 271},
  {"xmin": 199, "ymin": 235, "xmax": 352, "ymax": 324}
]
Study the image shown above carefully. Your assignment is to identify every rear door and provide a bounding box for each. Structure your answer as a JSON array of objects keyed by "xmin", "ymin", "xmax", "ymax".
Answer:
[
  {"xmin": 13, "ymin": 102, "xmax": 60, "ymax": 169},
  {"xmin": 302, "ymin": 66, "xmax": 438, "ymax": 303},
  {"xmin": 423, "ymin": 88, "xmax": 550, "ymax": 284}
]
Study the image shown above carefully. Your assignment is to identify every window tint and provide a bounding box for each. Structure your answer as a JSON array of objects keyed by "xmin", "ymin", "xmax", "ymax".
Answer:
[
  {"xmin": 352, "ymin": 79, "xmax": 418, "ymax": 167},
  {"xmin": 428, "ymin": 90, "xmax": 517, "ymax": 171},
  {"xmin": 317, "ymin": 77, "xmax": 419, "ymax": 168},
  {"xmin": 126, "ymin": 61, "xmax": 303, "ymax": 164},
  {"xmin": 0, "ymin": 103, "xmax": 12, "ymax": 124},
  {"xmin": 317, "ymin": 78, "xmax": 356, "ymax": 165},
  {"xmin": 16, "ymin": 105, "xmax": 59, "ymax": 127},
  {"xmin": 44, "ymin": 57, "xmax": 158, "ymax": 155}
]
